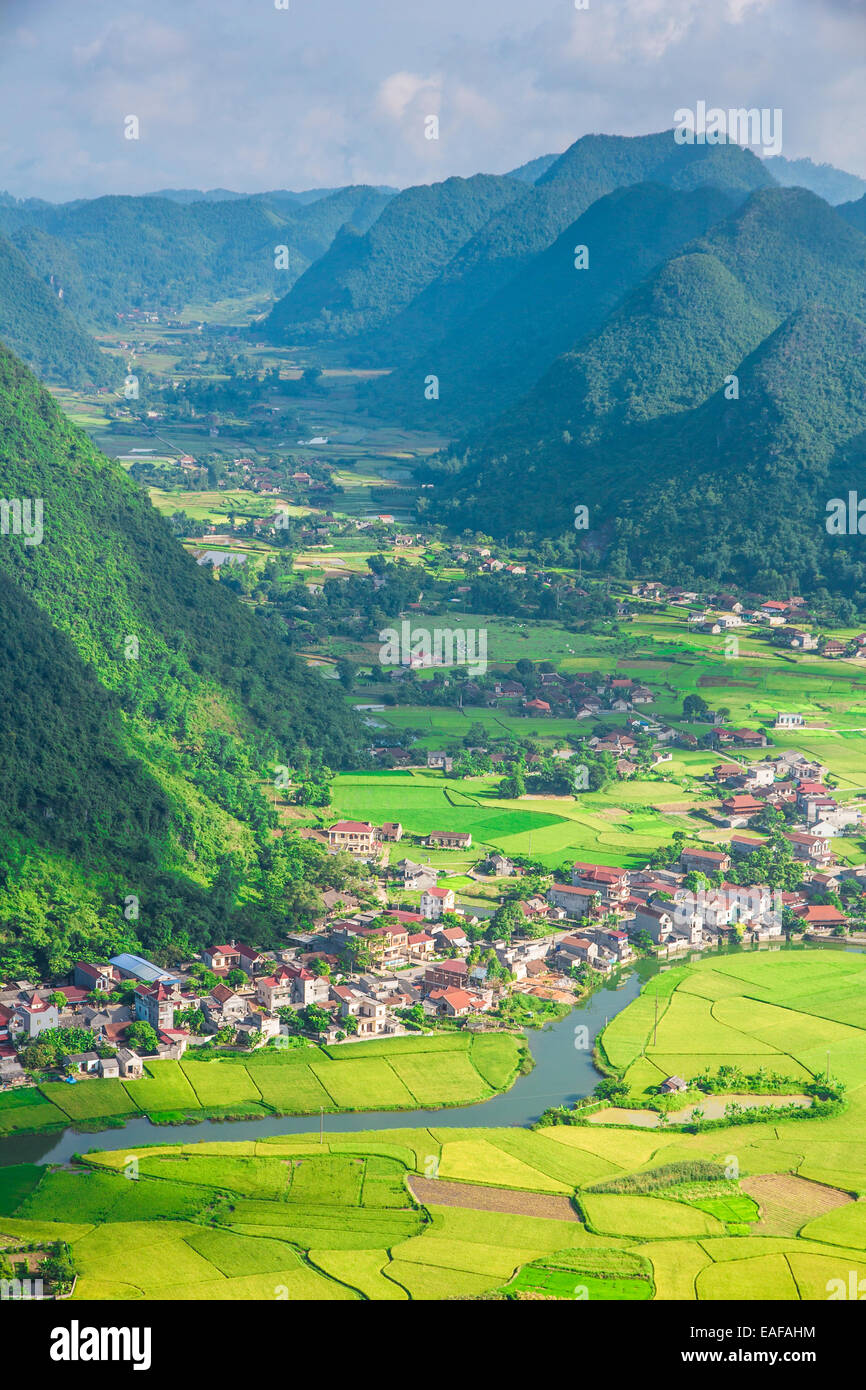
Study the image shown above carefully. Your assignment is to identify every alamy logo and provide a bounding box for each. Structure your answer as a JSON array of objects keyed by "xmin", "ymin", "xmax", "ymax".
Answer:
[
  {"xmin": 674, "ymin": 102, "xmax": 782, "ymax": 156},
  {"xmin": 50, "ymin": 1321, "xmax": 152, "ymax": 1371},
  {"xmin": 0, "ymin": 497, "xmax": 43, "ymax": 546},
  {"xmin": 826, "ymin": 493, "xmax": 866, "ymax": 535},
  {"xmin": 379, "ymin": 620, "xmax": 487, "ymax": 676},
  {"xmin": 1, "ymin": 1277, "xmax": 44, "ymax": 1300}
]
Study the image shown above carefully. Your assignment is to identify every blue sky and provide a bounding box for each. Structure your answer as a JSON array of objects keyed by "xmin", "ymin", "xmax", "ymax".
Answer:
[{"xmin": 0, "ymin": 0, "xmax": 863, "ymax": 200}]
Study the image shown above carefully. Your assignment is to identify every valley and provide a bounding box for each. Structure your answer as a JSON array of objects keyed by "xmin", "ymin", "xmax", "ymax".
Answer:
[{"xmin": 2, "ymin": 118, "xmax": 866, "ymax": 1315}]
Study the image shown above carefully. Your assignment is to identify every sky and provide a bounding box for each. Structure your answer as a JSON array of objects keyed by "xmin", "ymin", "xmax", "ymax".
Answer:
[{"xmin": 0, "ymin": 0, "xmax": 864, "ymax": 201}]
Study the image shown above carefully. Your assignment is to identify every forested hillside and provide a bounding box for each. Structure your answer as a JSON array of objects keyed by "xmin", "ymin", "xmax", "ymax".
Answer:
[
  {"xmin": 0, "ymin": 186, "xmax": 393, "ymax": 325},
  {"xmin": 360, "ymin": 132, "xmax": 774, "ymax": 369},
  {"xmin": 366, "ymin": 182, "xmax": 740, "ymax": 428},
  {"xmin": 0, "ymin": 233, "xmax": 114, "ymax": 386},
  {"xmin": 437, "ymin": 186, "xmax": 866, "ymax": 594},
  {"xmin": 262, "ymin": 173, "xmax": 529, "ymax": 345},
  {"xmin": 0, "ymin": 346, "xmax": 363, "ymax": 976}
]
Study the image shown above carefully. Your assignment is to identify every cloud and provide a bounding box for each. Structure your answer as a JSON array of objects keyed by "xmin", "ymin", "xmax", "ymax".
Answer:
[{"xmin": 0, "ymin": 0, "xmax": 863, "ymax": 198}]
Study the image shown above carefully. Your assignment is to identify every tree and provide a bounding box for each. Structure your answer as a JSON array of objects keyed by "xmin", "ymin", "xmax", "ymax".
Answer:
[
  {"xmin": 683, "ymin": 694, "xmax": 710, "ymax": 722},
  {"xmin": 126, "ymin": 1021, "xmax": 160, "ymax": 1053},
  {"xmin": 302, "ymin": 1003, "xmax": 331, "ymax": 1035},
  {"xmin": 226, "ymin": 968, "xmax": 248, "ymax": 989}
]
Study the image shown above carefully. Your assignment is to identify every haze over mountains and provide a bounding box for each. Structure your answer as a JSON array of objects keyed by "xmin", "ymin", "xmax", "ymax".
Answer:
[{"xmin": 0, "ymin": 130, "xmax": 864, "ymax": 601}]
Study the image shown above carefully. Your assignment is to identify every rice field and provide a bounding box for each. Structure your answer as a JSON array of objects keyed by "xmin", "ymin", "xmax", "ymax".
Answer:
[
  {"xmin": 13, "ymin": 1034, "xmax": 524, "ymax": 1137},
  {"xmin": 4, "ymin": 954, "xmax": 866, "ymax": 1300}
]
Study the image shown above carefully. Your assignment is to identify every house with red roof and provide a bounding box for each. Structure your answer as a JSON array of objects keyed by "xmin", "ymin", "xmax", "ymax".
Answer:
[{"xmin": 327, "ymin": 821, "xmax": 380, "ymax": 853}]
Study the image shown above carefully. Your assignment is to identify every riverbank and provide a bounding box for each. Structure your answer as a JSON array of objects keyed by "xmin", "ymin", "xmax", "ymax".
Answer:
[{"xmin": 0, "ymin": 1031, "xmax": 528, "ymax": 1145}]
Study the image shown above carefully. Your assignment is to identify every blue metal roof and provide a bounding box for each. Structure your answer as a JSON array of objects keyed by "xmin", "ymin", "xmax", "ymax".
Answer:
[{"xmin": 109, "ymin": 953, "xmax": 177, "ymax": 984}]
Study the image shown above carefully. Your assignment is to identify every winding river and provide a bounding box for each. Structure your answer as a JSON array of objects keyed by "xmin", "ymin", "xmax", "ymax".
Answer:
[
  {"xmin": 0, "ymin": 969, "xmax": 647, "ymax": 1168},
  {"xmin": 1, "ymin": 942, "xmax": 854, "ymax": 1168}
]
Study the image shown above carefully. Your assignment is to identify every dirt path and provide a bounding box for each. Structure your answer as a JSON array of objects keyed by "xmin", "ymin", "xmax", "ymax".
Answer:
[{"xmin": 408, "ymin": 1176, "xmax": 580, "ymax": 1221}]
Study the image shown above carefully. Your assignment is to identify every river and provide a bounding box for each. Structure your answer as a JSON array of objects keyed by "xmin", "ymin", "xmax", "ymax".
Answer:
[
  {"xmin": 0, "ymin": 968, "xmax": 647, "ymax": 1167},
  {"xmin": 1, "ymin": 941, "xmax": 855, "ymax": 1167}
]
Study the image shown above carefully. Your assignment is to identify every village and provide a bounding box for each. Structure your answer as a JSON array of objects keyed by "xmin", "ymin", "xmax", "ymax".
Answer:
[{"xmin": 1, "ymin": 724, "xmax": 863, "ymax": 1096}]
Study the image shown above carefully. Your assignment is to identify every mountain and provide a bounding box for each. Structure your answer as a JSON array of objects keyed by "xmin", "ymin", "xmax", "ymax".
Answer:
[
  {"xmin": 0, "ymin": 344, "xmax": 362, "ymax": 975},
  {"xmin": 365, "ymin": 181, "xmax": 740, "ymax": 429},
  {"xmin": 363, "ymin": 131, "xmax": 775, "ymax": 369},
  {"xmin": 0, "ymin": 232, "xmax": 114, "ymax": 386},
  {"xmin": 838, "ymin": 193, "xmax": 866, "ymax": 237},
  {"xmin": 261, "ymin": 174, "xmax": 529, "ymax": 345},
  {"xmin": 439, "ymin": 188, "xmax": 866, "ymax": 579},
  {"xmin": 0, "ymin": 186, "xmax": 393, "ymax": 325},
  {"xmin": 611, "ymin": 306, "xmax": 866, "ymax": 599},
  {"xmin": 764, "ymin": 156, "xmax": 866, "ymax": 205},
  {"xmin": 505, "ymin": 154, "xmax": 560, "ymax": 184},
  {"xmin": 151, "ymin": 186, "xmax": 399, "ymax": 206}
]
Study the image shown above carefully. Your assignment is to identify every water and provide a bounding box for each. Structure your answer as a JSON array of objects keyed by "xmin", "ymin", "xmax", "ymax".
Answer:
[
  {"xmin": 2, "ymin": 941, "xmax": 856, "ymax": 1167},
  {"xmin": 0, "ymin": 971, "xmax": 643, "ymax": 1167}
]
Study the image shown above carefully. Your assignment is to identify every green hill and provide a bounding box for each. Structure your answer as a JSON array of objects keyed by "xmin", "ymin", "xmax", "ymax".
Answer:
[
  {"xmin": 764, "ymin": 155, "xmax": 866, "ymax": 205},
  {"xmin": 262, "ymin": 174, "xmax": 528, "ymax": 345},
  {"xmin": 439, "ymin": 186, "xmax": 866, "ymax": 587},
  {"xmin": 0, "ymin": 233, "xmax": 114, "ymax": 386},
  {"xmin": 367, "ymin": 132, "xmax": 774, "ymax": 369},
  {"xmin": 838, "ymin": 192, "xmax": 866, "ymax": 237},
  {"xmin": 0, "ymin": 186, "xmax": 393, "ymax": 325},
  {"xmin": 611, "ymin": 306, "xmax": 866, "ymax": 600},
  {"xmin": 0, "ymin": 345, "xmax": 363, "ymax": 976},
  {"xmin": 366, "ymin": 182, "xmax": 740, "ymax": 428}
]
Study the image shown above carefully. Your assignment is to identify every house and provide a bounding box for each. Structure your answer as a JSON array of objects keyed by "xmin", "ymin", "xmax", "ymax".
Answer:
[
  {"xmin": 438, "ymin": 924, "xmax": 469, "ymax": 950},
  {"xmin": 571, "ymin": 863, "xmax": 631, "ymax": 905},
  {"xmin": 256, "ymin": 965, "xmax": 327, "ymax": 1011},
  {"xmin": 109, "ymin": 954, "xmax": 180, "ymax": 988},
  {"xmin": 63, "ymin": 1052, "xmax": 99, "ymax": 1075},
  {"xmin": 632, "ymin": 903, "xmax": 676, "ymax": 944},
  {"xmin": 116, "ymin": 1048, "xmax": 144, "ymax": 1079},
  {"xmin": 523, "ymin": 698, "xmax": 551, "ymax": 715},
  {"xmin": 202, "ymin": 984, "xmax": 248, "ymax": 1031},
  {"xmin": 327, "ymin": 821, "xmax": 380, "ymax": 853},
  {"xmin": 97, "ymin": 1056, "xmax": 119, "ymax": 1079},
  {"xmin": 330, "ymin": 986, "xmax": 388, "ymax": 1036},
  {"xmin": 546, "ymin": 884, "xmax": 602, "ymax": 918},
  {"xmin": 73, "ymin": 962, "xmax": 120, "ymax": 994},
  {"xmin": 424, "ymin": 960, "xmax": 469, "ymax": 992},
  {"xmin": 379, "ymin": 822, "xmax": 403, "ymax": 842},
  {"xmin": 661, "ymin": 1075, "xmax": 688, "ymax": 1093},
  {"xmin": 364, "ymin": 921, "xmax": 411, "ymax": 965},
  {"xmin": 202, "ymin": 944, "xmax": 241, "ymax": 972},
  {"xmin": 420, "ymin": 887, "xmax": 456, "ymax": 920},
  {"xmin": 794, "ymin": 905, "xmax": 847, "ymax": 932},
  {"xmin": 680, "ymin": 847, "xmax": 731, "ymax": 874},
  {"xmin": 428, "ymin": 987, "xmax": 478, "ymax": 1017},
  {"xmin": 487, "ymin": 853, "xmax": 515, "ymax": 876},
  {"xmin": 720, "ymin": 794, "xmax": 764, "ymax": 825},
  {"xmin": 15, "ymin": 993, "xmax": 59, "ymax": 1038},
  {"xmin": 822, "ymin": 640, "xmax": 846, "ymax": 658},
  {"xmin": 556, "ymin": 935, "xmax": 599, "ymax": 966},
  {"xmin": 320, "ymin": 889, "xmax": 360, "ymax": 914},
  {"xmin": 426, "ymin": 831, "xmax": 472, "ymax": 849},
  {"xmin": 785, "ymin": 831, "xmax": 833, "ymax": 864},
  {"xmin": 407, "ymin": 932, "xmax": 436, "ymax": 958},
  {"xmin": 427, "ymin": 752, "xmax": 453, "ymax": 773},
  {"xmin": 134, "ymin": 982, "xmax": 177, "ymax": 1032},
  {"xmin": 729, "ymin": 834, "xmax": 766, "ymax": 858},
  {"xmin": 774, "ymin": 712, "xmax": 804, "ymax": 729}
]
